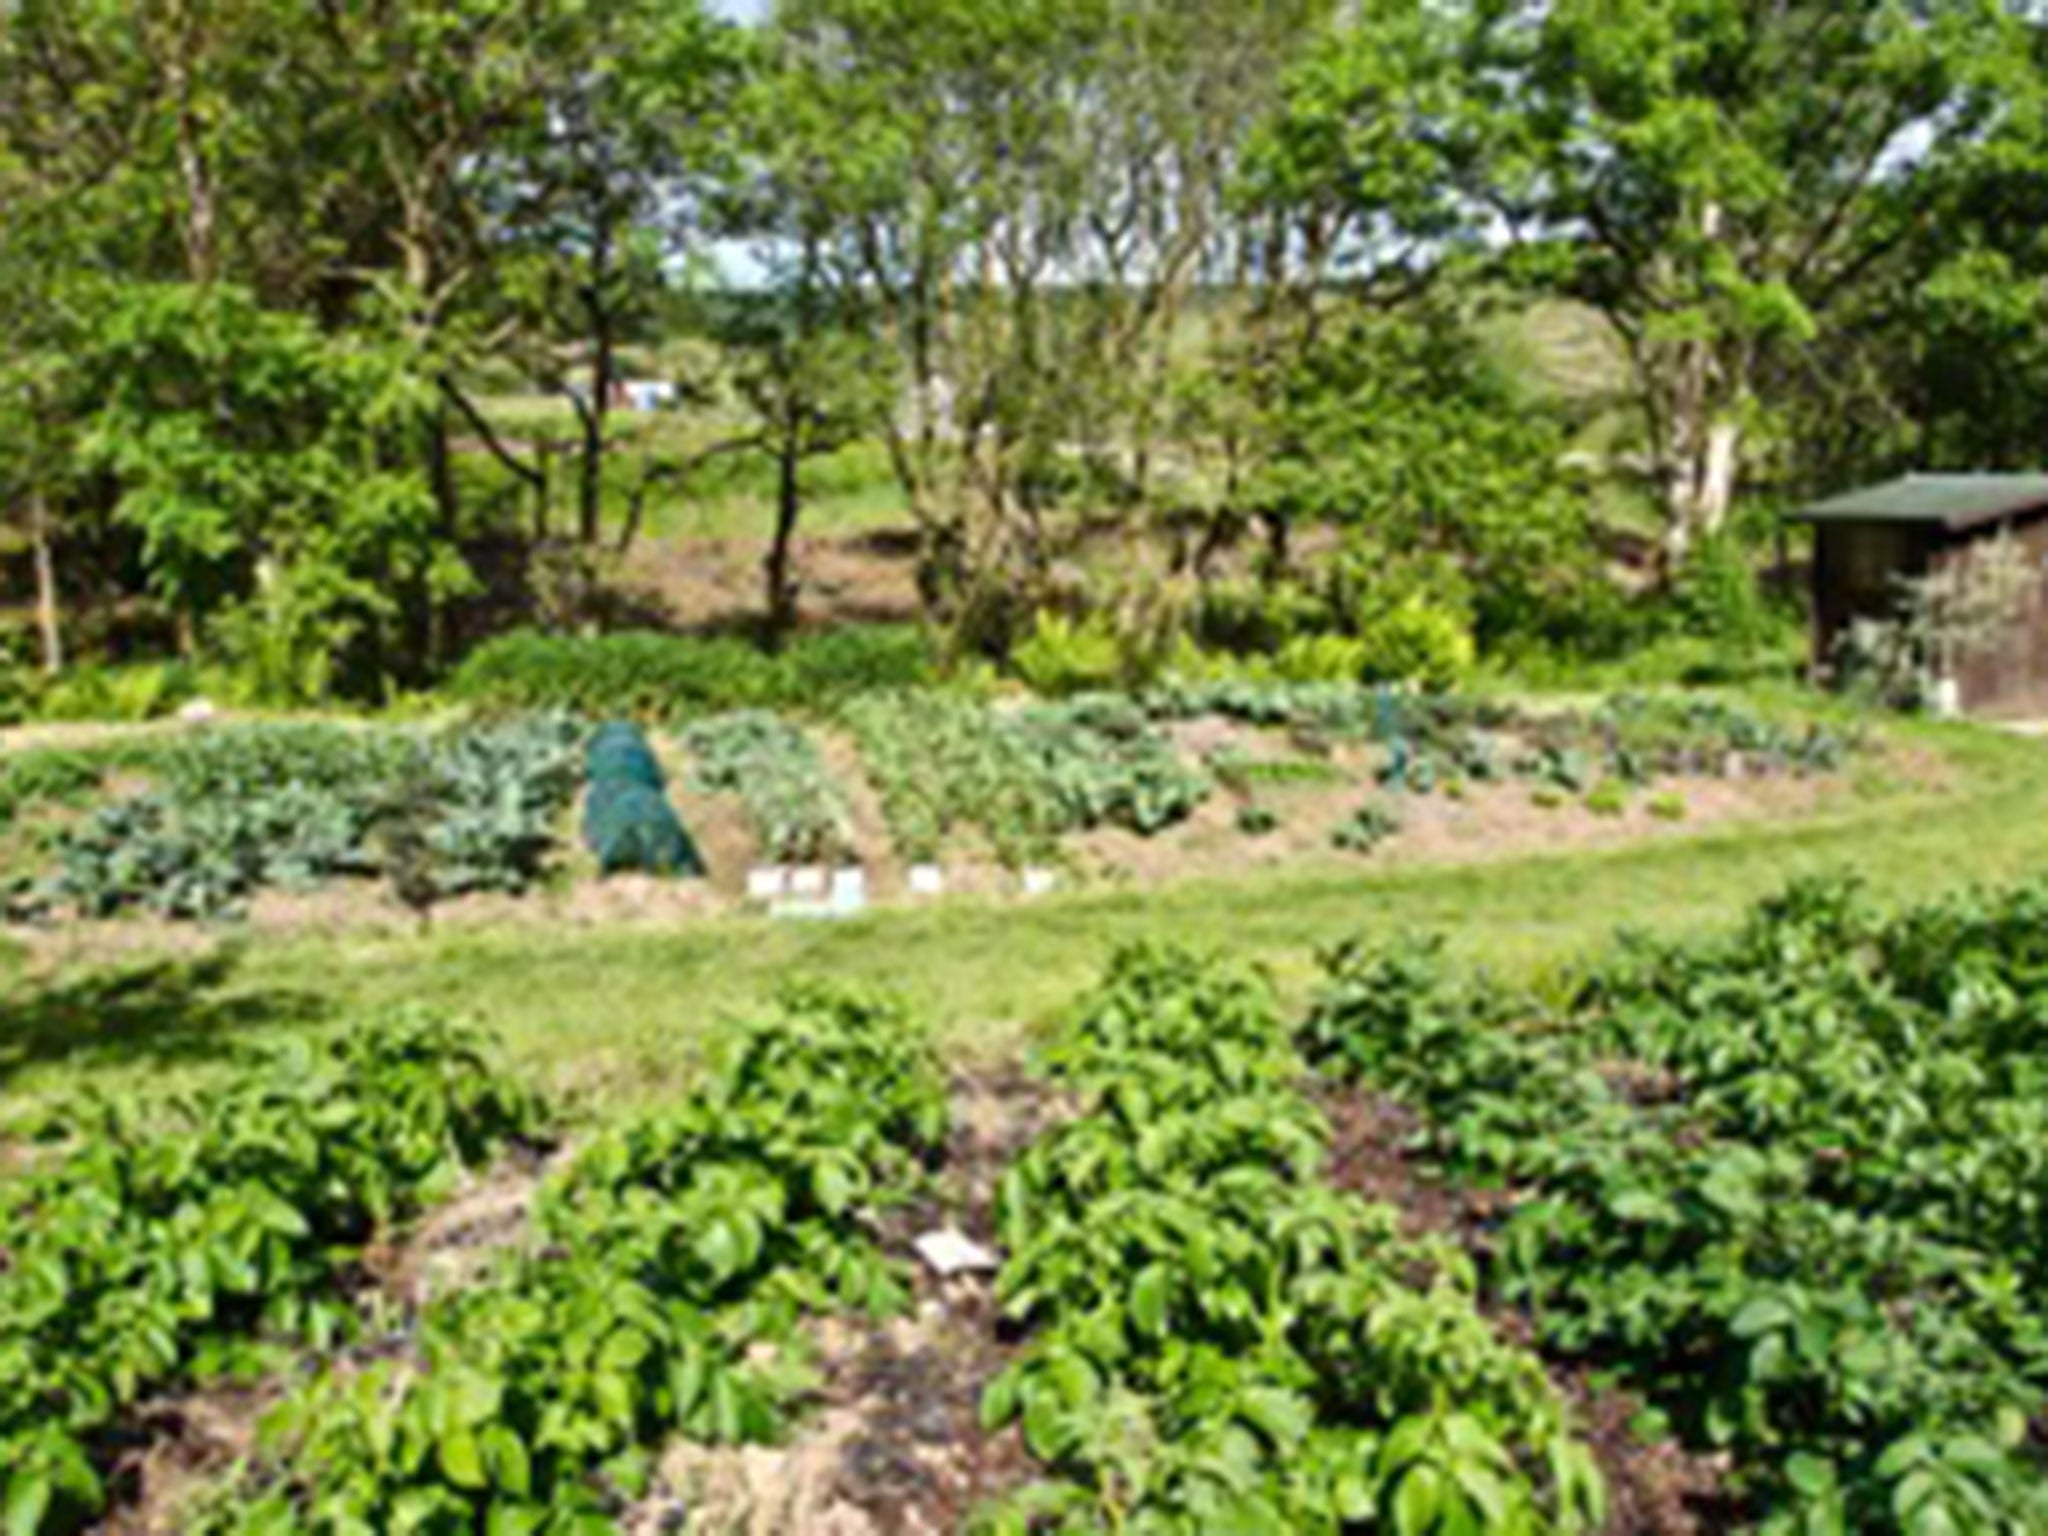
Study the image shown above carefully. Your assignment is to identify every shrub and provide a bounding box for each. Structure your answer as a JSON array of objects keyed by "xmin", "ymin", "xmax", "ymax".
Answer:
[
  {"xmin": 1353, "ymin": 594, "xmax": 1476, "ymax": 690},
  {"xmin": 1011, "ymin": 611, "xmax": 1127, "ymax": 697},
  {"xmin": 446, "ymin": 626, "xmax": 932, "ymax": 719},
  {"xmin": 30, "ymin": 662, "xmax": 198, "ymax": 723}
]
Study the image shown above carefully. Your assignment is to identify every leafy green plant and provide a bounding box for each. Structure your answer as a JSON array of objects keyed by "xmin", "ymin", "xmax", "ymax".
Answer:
[
  {"xmin": 682, "ymin": 710, "xmax": 852, "ymax": 865},
  {"xmin": 1648, "ymin": 792, "xmax": 1687, "ymax": 822},
  {"xmin": 204, "ymin": 988, "xmax": 948, "ymax": 1535},
  {"xmin": 1236, "ymin": 802, "xmax": 1281, "ymax": 837},
  {"xmin": 1584, "ymin": 781, "xmax": 1628, "ymax": 818},
  {"xmin": 981, "ymin": 947, "xmax": 1603, "ymax": 1534},
  {"xmin": 20, "ymin": 718, "xmax": 582, "ymax": 919},
  {"xmin": 1332, "ymin": 802, "xmax": 1402, "ymax": 854},
  {"xmin": 445, "ymin": 626, "xmax": 931, "ymax": 720},
  {"xmin": 0, "ymin": 1014, "xmax": 542, "ymax": 1534},
  {"xmin": 1303, "ymin": 879, "xmax": 2048, "ymax": 1532}
]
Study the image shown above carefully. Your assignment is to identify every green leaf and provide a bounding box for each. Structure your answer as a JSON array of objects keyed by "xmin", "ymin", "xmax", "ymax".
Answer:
[
  {"xmin": 5, "ymin": 1473, "xmax": 51, "ymax": 1536},
  {"xmin": 439, "ymin": 1429, "xmax": 487, "ymax": 1491},
  {"xmin": 1129, "ymin": 1264, "xmax": 1171, "ymax": 1338}
]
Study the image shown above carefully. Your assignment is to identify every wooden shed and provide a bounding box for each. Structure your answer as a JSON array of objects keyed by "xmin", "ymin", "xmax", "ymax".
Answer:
[{"xmin": 1792, "ymin": 474, "xmax": 2048, "ymax": 715}]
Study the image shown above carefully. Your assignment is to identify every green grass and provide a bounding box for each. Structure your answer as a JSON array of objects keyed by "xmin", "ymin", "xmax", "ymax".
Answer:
[
  {"xmin": 4, "ymin": 715, "xmax": 2042, "ymax": 1121},
  {"xmin": 463, "ymin": 397, "xmax": 909, "ymax": 545}
]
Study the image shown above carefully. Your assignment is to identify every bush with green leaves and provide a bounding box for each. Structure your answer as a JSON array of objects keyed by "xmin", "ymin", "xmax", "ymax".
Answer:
[
  {"xmin": 1303, "ymin": 880, "xmax": 2048, "ymax": 1533},
  {"xmin": 445, "ymin": 625, "xmax": 932, "ymax": 720},
  {"xmin": 0, "ymin": 1014, "xmax": 543, "ymax": 1535},
  {"xmin": 203, "ymin": 987, "xmax": 948, "ymax": 1535},
  {"xmin": 979, "ymin": 946, "xmax": 1603, "ymax": 1535}
]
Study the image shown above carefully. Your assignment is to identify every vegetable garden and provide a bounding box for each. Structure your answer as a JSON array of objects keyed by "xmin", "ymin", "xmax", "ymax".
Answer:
[
  {"xmin": 7, "ymin": 866, "xmax": 2048, "ymax": 1532},
  {"xmin": 1, "ymin": 684, "xmax": 1873, "ymax": 933}
]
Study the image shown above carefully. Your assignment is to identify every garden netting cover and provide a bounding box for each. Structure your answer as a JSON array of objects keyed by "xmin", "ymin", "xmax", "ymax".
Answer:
[{"xmin": 581, "ymin": 725, "xmax": 703, "ymax": 876}]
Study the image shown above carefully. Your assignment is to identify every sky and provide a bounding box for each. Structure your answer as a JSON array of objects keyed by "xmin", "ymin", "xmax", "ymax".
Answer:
[{"xmin": 710, "ymin": 0, "xmax": 767, "ymax": 19}]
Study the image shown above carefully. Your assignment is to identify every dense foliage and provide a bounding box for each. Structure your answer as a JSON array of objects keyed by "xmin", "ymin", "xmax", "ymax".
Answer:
[
  {"xmin": 1305, "ymin": 880, "xmax": 2048, "ymax": 1532},
  {"xmin": 205, "ymin": 987, "xmax": 948, "ymax": 1533},
  {"xmin": 446, "ymin": 628, "xmax": 933, "ymax": 720},
  {"xmin": 681, "ymin": 711, "xmax": 853, "ymax": 866},
  {"xmin": 0, "ymin": 1015, "xmax": 542, "ymax": 1534},
  {"xmin": 983, "ymin": 946, "xmax": 1604, "ymax": 1534},
  {"xmin": 12, "ymin": 719, "xmax": 582, "ymax": 920}
]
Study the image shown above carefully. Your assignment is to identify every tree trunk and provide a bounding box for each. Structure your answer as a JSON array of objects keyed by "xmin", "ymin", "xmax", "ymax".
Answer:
[
  {"xmin": 163, "ymin": 0, "xmax": 218, "ymax": 286},
  {"xmin": 579, "ymin": 326, "xmax": 612, "ymax": 547},
  {"xmin": 29, "ymin": 486, "xmax": 62, "ymax": 675},
  {"xmin": 765, "ymin": 427, "xmax": 804, "ymax": 647},
  {"xmin": 1663, "ymin": 415, "xmax": 1742, "ymax": 571}
]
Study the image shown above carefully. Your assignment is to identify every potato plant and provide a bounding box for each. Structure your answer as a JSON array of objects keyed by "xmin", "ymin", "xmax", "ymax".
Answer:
[
  {"xmin": 0, "ymin": 1015, "xmax": 543, "ymax": 1534},
  {"xmin": 1305, "ymin": 881, "xmax": 2048, "ymax": 1533},
  {"xmin": 980, "ymin": 946, "xmax": 1604, "ymax": 1535},
  {"xmin": 203, "ymin": 987, "xmax": 949, "ymax": 1534}
]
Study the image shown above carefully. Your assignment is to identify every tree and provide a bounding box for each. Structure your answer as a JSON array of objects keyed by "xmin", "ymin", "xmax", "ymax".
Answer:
[
  {"xmin": 485, "ymin": 0, "xmax": 743, "ymax": 549},
  {"xmin": 711, "ymin": 244, "xmax": 888, "ymax": 643},
  {"xmin": 1479, "ymin": 0, "xmax": 2040, "ymax": 568},
  {"xmin": 75, "ymin": 282, "xmax": 452, "ymax": 699},
  {"xmin": 1259, "ymin": 0, "xmax": 2042, "ymax": 570},
  {"xmin": 760, "ymin": 0, "xmax": 1335, "ymax": 644}
]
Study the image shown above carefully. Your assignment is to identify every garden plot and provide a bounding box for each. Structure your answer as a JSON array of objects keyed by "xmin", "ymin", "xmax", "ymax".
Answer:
[
  {"xmin": 0, "ymin": 686, "xmax": 1900, "ymax": 948},
  {"xmin": 11, "ymin": 874, "xmax": 2048, "ymax": 1533}
]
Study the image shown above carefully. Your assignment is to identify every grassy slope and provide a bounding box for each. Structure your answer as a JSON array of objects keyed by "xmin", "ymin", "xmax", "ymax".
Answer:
[{"xmin": 4, "ymin": 717, "xmax": 2041, "ymax": 1117}]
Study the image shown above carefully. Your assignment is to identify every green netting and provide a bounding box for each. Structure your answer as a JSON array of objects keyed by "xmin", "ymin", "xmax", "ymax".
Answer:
[
  {"xmin": 585, "ymin": 722, "xmax": 666, "ymax": 791},
  {"xmin": 582, "ymin": 780, "xmax": 703, "ymax": 876}
]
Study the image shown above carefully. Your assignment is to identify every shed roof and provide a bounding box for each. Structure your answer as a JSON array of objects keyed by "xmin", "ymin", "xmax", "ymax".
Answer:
[{"xmin": 1793, "ymin": 474, "xmax": 2048, "ymax": 531}]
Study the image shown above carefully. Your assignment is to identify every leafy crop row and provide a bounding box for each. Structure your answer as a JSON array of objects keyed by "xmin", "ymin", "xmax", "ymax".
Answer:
[
  {"xmin": 1, "ymin": 1016, "xmax": 542, "ymax": 1534},
  {"xmin": 980, "ymin": 946, "xmax": 1604, "ymax": 1534},
  {"xmin": 846, "ymin": 693, "xmax": 1210, "ymax": 866},
  {"xmin": 11, "ymin": 718, "xmax": 582, "ymax": 920},
  {"xmin": 202, "ymin": 986, "xmax": 949, "ymax": 1533},
  {"xmin": 1305, "ymin": 880, "xmax": 2048, "ymax": 1533},
  {"xmin": 681, "ymin": 711, "xmax": 854, "ymax": 865}
]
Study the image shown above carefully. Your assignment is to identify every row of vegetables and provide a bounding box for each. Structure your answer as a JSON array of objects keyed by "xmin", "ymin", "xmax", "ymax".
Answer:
[
  {"xmin": 1307, "ymin": 878, "xmax": 2048, "ymax": 1533},
  {"xmin": 979, "ymin": 946, "xmax": 1606, "ymax": 1534},
  {"xmin": 9, "ymin": 873, "xmax": 2048, "ymax": 1530},
  {"xmin": 3, "ymin": 988, "xmax": 947, "ymax": 1535},
  {"xmin": 2, "ymin": 684, "xmax": 1864, "ymax": 922},
  {"xmin": 1, "ymin": 1015, "xmax": 543, "ymax": 1532}
]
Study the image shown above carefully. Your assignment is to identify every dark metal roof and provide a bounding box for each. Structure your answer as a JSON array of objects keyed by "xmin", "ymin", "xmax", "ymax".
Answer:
[{"xmin": 1792, "ymin": 474, "xmax": 2048, "ymax": 531}]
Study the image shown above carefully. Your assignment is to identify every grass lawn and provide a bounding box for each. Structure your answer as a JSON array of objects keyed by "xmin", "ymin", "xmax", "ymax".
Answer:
[{"xmin": 4, "ymin": 713, "xmax": 2042, "ymax": 1122}]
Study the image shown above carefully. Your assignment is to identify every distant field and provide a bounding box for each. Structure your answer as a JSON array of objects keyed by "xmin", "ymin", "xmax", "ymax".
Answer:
[{"xmin": 468, "ymin": 395, "xmax": 909, "ymax": 545}]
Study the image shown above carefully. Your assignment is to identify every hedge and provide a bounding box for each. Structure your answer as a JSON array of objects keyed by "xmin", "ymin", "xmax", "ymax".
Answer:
[{"xmin": 444, "ymin": 626, "xmax": 933, "ymax": 720}]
